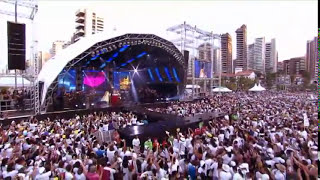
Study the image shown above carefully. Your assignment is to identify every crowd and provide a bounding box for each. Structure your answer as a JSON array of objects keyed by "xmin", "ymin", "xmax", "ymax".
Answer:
[
  {"xmin": 0, "ymin": 88, "xmax": 31, "ymax": 111},
  {"xmin": 148, "ymin": 94, "xmax": 239, "ymax": 117},
  {"xmin": 0, "ymin": 91, "xmax": 318, "ymax": 179}
]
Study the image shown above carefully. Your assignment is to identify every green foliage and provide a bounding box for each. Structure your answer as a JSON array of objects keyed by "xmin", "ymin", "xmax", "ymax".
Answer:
[{"xmin": 238, "ymin": 76, "xmax": 255, "ymax": 91}]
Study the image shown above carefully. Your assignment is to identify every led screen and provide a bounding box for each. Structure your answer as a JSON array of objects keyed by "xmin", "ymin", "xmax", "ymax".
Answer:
[
  {"xmin": 194, "ymin": 60, "xmax": 212, "ymax": 78},
  {"xmin": 58, "ymin": 69, "xmax": 76, "ymax": 92}
]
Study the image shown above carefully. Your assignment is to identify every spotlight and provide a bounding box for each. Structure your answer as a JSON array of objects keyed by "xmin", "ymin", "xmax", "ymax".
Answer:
[
  {"xmin": 75, "ymin": 105, "xmax": 78, "ymax": 107},
  {"xmin": 83, "ymin": 103, "xmax": 86, "ymax": 106},
  {"xmin": 134, "ymin": 69, "xmax": 138, "ymax": 73},
  {"xmin": 91, "ymin": 103, "xmax": 94, "ymax": 106}
]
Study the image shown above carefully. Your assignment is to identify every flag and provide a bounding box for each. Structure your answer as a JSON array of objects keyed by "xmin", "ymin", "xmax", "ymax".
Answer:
[
  {"xmin": 303, "ymin": 113, "xmax": 309, "ymax": 127},
  {"xmin": 199, "ymin": 122, "xmax": 204, "ymax": 128}
]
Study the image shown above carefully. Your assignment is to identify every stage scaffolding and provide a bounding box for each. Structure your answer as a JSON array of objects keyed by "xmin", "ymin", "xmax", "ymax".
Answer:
[
  {"xmin": 167, "ymin": 21, "xmax": 221, "ymax": 99},
  {"xmin": 0, "ymin": 0, "xmax": 39, "ymax": 114}
]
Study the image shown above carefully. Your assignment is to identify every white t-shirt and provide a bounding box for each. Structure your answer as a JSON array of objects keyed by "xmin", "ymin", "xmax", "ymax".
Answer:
[
  {"xmin": 220, "ymin": 170, "xmax": 232, "ymax": 180},
  {"xmin": 74, "ymin": 173, "xmax": 86, "ymax": 180},
  {"xmin": 35, "ymin": 171, "xmax": 52, "ymax": 180},
  {"xmin": 107, "ymin": 149, "xmax": 115, "ymax": 162},
  {"xmin": 65, "ymin": 172, "xmax": 74, "ymax": 180},
  {"xmin": 132, "ymin": 138, "xmax": 140, "ymax": 147}
]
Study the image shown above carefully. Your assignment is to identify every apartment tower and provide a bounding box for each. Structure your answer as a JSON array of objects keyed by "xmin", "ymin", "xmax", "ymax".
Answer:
[
  {"xmin": 75, "ymin": 8, "xmax": 104, "ymax": 42},
  {"xmin": 235, "ymin": 24, "xmax": 247, "ymax": 71},
  {"xmin": 221, "ymin": 33, "xmax": 233, "ymax": 73}
]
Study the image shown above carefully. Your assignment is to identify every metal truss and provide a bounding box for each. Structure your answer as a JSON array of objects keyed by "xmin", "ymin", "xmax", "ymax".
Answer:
[
  {"xmin": 0, "ymin": 0, "xmax": 38, "ymax": 20},
  {"xmin": 41, "ymin": 33, "xmax": 186, "ymax": 112},
  {"xmin": 167, "ymin": 21, "xmax": 222, "ymax": 98}
]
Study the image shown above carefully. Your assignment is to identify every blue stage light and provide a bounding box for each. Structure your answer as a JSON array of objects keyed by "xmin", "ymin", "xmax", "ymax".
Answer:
[
  {"xmin": 119, "ymin": 45, "xmax": 130, "ymax": 52},
  {"xmin": 148, "ymin": 69, "xmax": 155, "ymax": 82},
  {"xmin": 173, "ymin": 68, "xmax": 180, "ymax": 82},
  {"xmin": 127, "ymin": 58, "xmax": 135, "ymax": 63},
  {"xmin": 155, "ymin": 68, "xmax": 163, "ymax": 82},
  {"xmin": 107, "ymin": 58, "xmax": 113, "ymax": 62},
  {"xmin": 164, "ymin": 67, "xmax": 172, "ymax": 82},
  {"xmin": 113, "ymin": 52, "xmax": 119, "ymax": 58},
  {"xmin": 100, "ymin": 63, "xmax": 106, "ymax": 69},
  {"xmin": 121, "ymin": 63, "xmax": 127, "ymax": 67},
  {"xmin": 136, "ymin": 52, "xmax": 147, "ymax": 58},
  {"xmin": 91, "ymin": 55, "xmax": 99, "ymax": 60}
]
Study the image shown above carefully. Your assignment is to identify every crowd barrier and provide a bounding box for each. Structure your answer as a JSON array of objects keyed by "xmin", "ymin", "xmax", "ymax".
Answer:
[{"xmin": 0, "ymin": 99, "xmax": 33, "ymax": 112}]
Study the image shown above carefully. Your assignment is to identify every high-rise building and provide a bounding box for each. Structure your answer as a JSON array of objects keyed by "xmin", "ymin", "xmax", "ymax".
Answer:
[
  {"xmin": 221, "ymin": 33, "xmax": 232, "ymax": 73},
  {"xmin": 265, "ymin": 39, "xmax": 277, "ymax": 73},
  {"xmin": 253, "ymin": 37, "xmax": 266, "ymax": 73},
  {"xmin": 306, "ymin": 37, "xmax": 318, "ymax": 80},
  {"xmin": 247, "ymin": 43, "xmax": 255, "ymax": 70},
  {"xmin": 198, "ymin": 43, "xmax": 212, "ymax": 62},
  {"xmin": 75, "ymin": 8, "xmax": 104, "ymax": 42},
  {"xmin": 283, "ymin": 57, "xmax": 305, "ymax": 75},
  {"xmin": 38, "ymin": 51, "xmax": 51, "ymax": 71},
  {"xmin": 235, "ymin": 24, "xmax": 247, "ymax": 71},
  {"xmin": 50, "ymin": 40, "xmax": 66, "ymax": 57},
  {"xmin": 277, "ymin": 61, "xmax": 284, "ymax": 73}
]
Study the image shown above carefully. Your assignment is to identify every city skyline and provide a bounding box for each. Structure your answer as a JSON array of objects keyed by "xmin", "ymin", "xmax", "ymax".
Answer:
[{"xmin": 0, "ymin": 1, "xmax": 317, "ymax": 71}]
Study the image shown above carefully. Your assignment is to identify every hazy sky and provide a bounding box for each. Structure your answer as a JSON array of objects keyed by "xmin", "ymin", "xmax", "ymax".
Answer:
[{"xmin": 0, "ymin": 1, "xmax": 317, "ymax": 70}]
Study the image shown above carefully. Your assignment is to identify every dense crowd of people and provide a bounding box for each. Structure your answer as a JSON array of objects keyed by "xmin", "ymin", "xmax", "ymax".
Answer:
[{"xmin": 0, "ymin": 91, "xmax": 318, "ymax": 179}]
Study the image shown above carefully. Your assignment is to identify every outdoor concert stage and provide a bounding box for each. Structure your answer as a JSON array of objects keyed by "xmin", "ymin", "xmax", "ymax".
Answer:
[{"xmin": 38, "ymin": 33, "xmax": 187, "ymax": 112}]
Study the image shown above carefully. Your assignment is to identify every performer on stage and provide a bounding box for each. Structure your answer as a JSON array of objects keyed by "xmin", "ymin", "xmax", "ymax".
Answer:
[{"xmin": 101, "ymin": 90, "xmax": 110, "ymax": 105}]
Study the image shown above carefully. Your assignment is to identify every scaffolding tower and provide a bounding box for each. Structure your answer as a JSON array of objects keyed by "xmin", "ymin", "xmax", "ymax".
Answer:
[
  {"xmin": 167, "ymin": 21, "xmax": 221, "ymax": 99},
  {"xmin": 0, "ymin": 0, "xmax": 39, "ymax": 115}
]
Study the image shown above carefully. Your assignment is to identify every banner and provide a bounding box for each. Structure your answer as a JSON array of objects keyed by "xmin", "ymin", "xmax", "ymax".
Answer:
[{"xmin": 303, "ymin": 113, "xmax": 309, "ymax": 127}]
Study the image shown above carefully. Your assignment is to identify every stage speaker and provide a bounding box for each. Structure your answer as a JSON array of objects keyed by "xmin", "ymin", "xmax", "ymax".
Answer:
[
  {"xmin": 7, "ymin": 21, "xmax": 26, "ymax": 70},
  {"xmin": 183, "ymin": 50, "xmax": 189, "ymax": 65}
]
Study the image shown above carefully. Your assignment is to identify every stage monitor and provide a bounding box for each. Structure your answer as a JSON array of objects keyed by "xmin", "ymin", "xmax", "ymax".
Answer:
[{"xmin": 83, "ymin": 70, "xmax": 107, "ymax": 93}]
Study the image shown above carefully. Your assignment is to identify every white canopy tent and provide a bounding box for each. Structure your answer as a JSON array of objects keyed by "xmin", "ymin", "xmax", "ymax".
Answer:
[
  {"xmin": 212, "ymin": 86, "xmax": 232, "ymax": 92},
  {"xmin": 186, "ymin": 84, "xmax": 201, "ymax": 89},
  {"xmin": 249, "ymin": 83, "xmax": 266, "ymax": 92},
  {"xmin": 0, "ymin": 76, "xmax": 31, "ymax": 87}
]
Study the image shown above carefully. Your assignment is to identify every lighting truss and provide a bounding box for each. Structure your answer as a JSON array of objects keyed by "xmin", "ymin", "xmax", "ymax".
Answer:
[{"xmin": 167, "ymin": 21, "xmax": 221, "ymax": 98}]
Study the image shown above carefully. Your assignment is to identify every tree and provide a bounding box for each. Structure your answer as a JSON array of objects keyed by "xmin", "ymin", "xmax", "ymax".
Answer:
[
  {"xmin": 266, "ymin": 73, "xmax": 277, "ymax": 89},
  {"xmin": 238, "ymin": 76, "xmax": 255, "ymax": 91},
  {"xmin": 301, "ymin": 71, "xmax": 311, "ymax": 86}
]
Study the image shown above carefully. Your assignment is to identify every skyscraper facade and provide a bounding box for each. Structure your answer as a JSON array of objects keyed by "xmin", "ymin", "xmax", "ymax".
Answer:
[
  {"xmin": 235, "ymin": 25, "xmax": 247, "ymax": 71},
  {"xmin": 221, "ymin": 33, "xmax": 233, "ymax": 73},
  {"xmin": 306, "ymin": 37, "xmax": 318, "ymax": 80},
  {"xmin": 74, "ymin": 8, "xmax": 104, "ymax": 42},
  {"xmin": 247, "ymin": 43, "xmax": 255, "ymax": 70},
  {"xmin": 265, "ymin": 39, "xmax": 277, "ymax": 73},
  {"xmin": 253, "ymin": 37, "xmax": 266, "ymax": 73},
  {"xmin": 50, "ymin": 40, "xmax": 66, "ymax": 57}
]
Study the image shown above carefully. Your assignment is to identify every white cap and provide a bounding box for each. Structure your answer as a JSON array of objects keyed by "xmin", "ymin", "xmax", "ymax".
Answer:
[{"xmin": 230, "ymin": 161, "xmax": 236, "ymax": 167}]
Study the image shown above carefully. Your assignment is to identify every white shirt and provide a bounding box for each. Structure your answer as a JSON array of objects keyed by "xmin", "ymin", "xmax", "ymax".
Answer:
[
  {"xmin": 220, "ymin": 170, "xmax": 232, "ymax": 180},
  {"xmin": 65, "ymin": 172, "xmax": 74, "ymax": 180},
  {"xmin": 132, "ymin": 138, "xmax": 140, "ymax": 147},
  {"xmin": 35, "ymin": 171, "xmax": 52, "ymax": 180},
  {"xmin": 103, "ymin": 167, "xmax": 117, "ymax": 180}
]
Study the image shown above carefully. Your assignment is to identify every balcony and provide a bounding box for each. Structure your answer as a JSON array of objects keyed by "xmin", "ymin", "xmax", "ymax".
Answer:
[
  {"xmin": 76, "ymin": 23, "xmax": 85, "ymax": 30},
  {"xmin": 76, "ymin": 9, "xmax": 85, "ymax": 16},
  {"xmin": 75, "ymin": 29, "xmax": 85, "ymax": 36},
  {"xmin": 76, "ymin": 16, "xmax": 85, "ymax": 23}
]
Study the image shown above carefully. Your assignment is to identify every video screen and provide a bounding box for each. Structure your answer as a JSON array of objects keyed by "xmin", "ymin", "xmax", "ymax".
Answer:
[
  {"xmin": 194, "ymin": 60, "xmax": 212, "ymax": 78},
  {"xmin": 83, "ymin": 70, "xmax": 107, "ymax": 93},
  {"xmin": 114, "ymin": 71, "xmax": 131, "ymax": 90},
  {"xmin": 58, "ymin": 69, "xmax": 76, "ymax": 92}
]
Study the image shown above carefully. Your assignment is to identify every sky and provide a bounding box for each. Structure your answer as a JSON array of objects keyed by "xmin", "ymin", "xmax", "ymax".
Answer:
[{"xmin": 0, "ymin": 0, "xmax": 318, "ymax": 71}]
